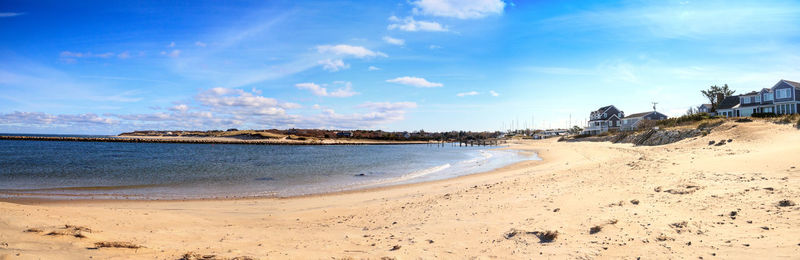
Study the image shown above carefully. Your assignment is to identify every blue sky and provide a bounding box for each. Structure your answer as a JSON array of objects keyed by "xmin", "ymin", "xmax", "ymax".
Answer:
[{"xmin": 2, "ymin": 0, "xmax": 800, "ymax": 134}]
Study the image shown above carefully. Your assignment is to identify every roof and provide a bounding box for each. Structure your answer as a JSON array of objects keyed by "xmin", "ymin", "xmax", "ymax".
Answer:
[
  {"xmin": 622, "ymin": 111, "xmax": 668, "ymax": 119},
  {"xmin": 782, "ymin": 79, "xmax": 800, "ymax": 89},
  {"xmin": 593, "ymin": 105, "xmax": 613, "ymax": 114},
  {"xmin": 741, "ymin": 91, "xmax": 759, "ymax": 96},
  {"xmin": 699, "ymin": 104, "xmax": 712, "ymax": 109},
  {"xmin": 717, "ymin": 96, "xmax": 741, "ymax": 110},
  {"xmin": 623, "ymin": 111, "xmax": 654, "ymax": 119}
]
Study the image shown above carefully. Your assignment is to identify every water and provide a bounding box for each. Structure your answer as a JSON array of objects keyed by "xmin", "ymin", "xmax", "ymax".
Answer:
[{"xmin": 0, "ymin": 139, "xmax": 538, "ymax": 199}]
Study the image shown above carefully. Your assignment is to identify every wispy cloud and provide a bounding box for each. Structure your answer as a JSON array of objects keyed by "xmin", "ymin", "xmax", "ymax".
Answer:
[
  {"xmin": 195, "ymin": 41, "xmax": 207, "ymax": 47},
  {"xmin": 542, "ymin": 2, "xmax": 800, "ymax": 40},
  {"xmin": 490, "ymin": 90, "xmax": 499, "ymax": 97},
  {"xmin": 457, "ymin": 91, "xmax": 479, "ymax": 97},
  {"xmin": 0, "ymin": 111, "xmax": 116, "ymax": 126},
  {"xmin": 0, "ymin": 12, "xmax": 24, "ymax": 18},
  {"xmin": 317, "ymin": 44, "xmax": 387, "ymax": 58},
  {"xmin": 160, "ymin": 50, "xmax": 181, "ymax": 58},
  {"xmin": 412, "ymin": 0, "xmax": 505, "ymax": 19},
  {"xmin": 295, "ymin": 82, "xmax": 358, "ymax": 97},
  {"xmin": 382, "ymin": 36, "xmax": 405, "ymax": 45},
  {"xmin": 386, "ymin": 76, "xmax": 443, "ymax": 88},
  {"xmin": 318, "ymin": 59, "xmax": 349, "ymax": 72},
  {"xmin": 388, "ymin": 16, "xmax": 448, "ymax": 32},
  {"xmin": 368, "ymin": 66, "xmax": 381, "ymax": 71}
]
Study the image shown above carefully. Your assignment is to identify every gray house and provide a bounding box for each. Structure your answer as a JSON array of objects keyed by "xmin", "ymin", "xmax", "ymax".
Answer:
[
  {"xmin": 620, "ymin": 111, "xmax": 668, "ymax": 131},
  {"xmin": 718, "ymin": 79, "xmax": 800, "ymax": 117},
  {"xmin": 716, "ymin": 96, "xmax": 741, "ymax": 117},
  {"xmin": 583, "ymin": 105, "xmax": 624, "ymax": 135},
  {"xmin": 697, "ymin": 104, "xmax": 712, "ymax": 114}
]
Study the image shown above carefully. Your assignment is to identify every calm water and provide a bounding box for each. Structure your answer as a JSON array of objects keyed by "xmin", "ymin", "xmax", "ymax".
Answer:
[{"xmin": 0, "ymin": 139, "xmax": 537, "ymax": 199}]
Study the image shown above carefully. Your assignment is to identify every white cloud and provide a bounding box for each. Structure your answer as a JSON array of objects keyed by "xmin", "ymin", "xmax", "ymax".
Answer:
[
  {"xmin": 295, "ymin": 82, "xmax": 328, "ymax": 96},
  {"xmin": 168, "ymin": 104, "xmax": 189, "ymax": 112},
  {"xmin": 0, "ymin": 12, "xmax": 24, "ymax": 18},
  {"xmin": 295, "ymin": 82, "xmax": 358, "ymax": 97},
  {"xmin": 386, "ymin": 76, "xmax": 443, "ymax": 88},
  {"xmin": 316, "ymin": 44, "xmax": 387, "ymax": 58},
  {"xmin": 357, "ymin": 102, "xmax": 418, "ymax": 111},
  {"xmin": 368, "ymin": 66, "xmax": 381, "ymax": 71},
  {"xmin": 197, "ymin": 87, "xmax": 279, "ymax": 109},
  {"xmin": 161, "ymin": 50, "xmax": 181, "ymax": 58},
  {"xmin": 117, "ymin": 51, "xmax": 130, "ymax": 59},
  {"xmin": 60, "ymin": 51, "xmax": 115, "ymax": 59},
  {"xmin": 195, "ymin": 41, "xmax": 207, "ymax": 47},
  {"xmin": 412, "ymin": 0, "xmax": 506, "ymax": 19},
  {"xmin": 490, "ymin": 90, "xmax": 499, "ymax": 96},
  {"xmin": 388, "ymin": 16, "xmax": 448, "ymax": 32},
  {"xmin": 0, "ymin": 111, "xmax": 116, "ymax": 125},
  {"xmin": 318, "ymin": 59, "xmax": 350, "ymax": 72},
  {"xmin": 429, "ymin": 45, "xmax": 442, "ymax": 49},
  {"xmin": 382, "ymin": 36, "xmax": 405, "ymax": 45},
  {"xmin": 457, "ymin": 91, "xmax": 479, "ymax": 97},
  {"xmin": 168, "ymin": 41, "xmax": 176, "ymax": 48},
  {"xmin": 329, "ymin": 83, "xmax": 359, "ymax": 97}
]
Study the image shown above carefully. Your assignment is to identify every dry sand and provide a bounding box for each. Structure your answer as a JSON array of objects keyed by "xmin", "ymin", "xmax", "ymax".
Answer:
[{"xmin": 1, "ymin": 120, "xmax": 799, "ymax": 259}]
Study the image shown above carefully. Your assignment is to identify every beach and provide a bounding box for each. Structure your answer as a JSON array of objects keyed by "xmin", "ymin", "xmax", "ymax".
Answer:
[{"xmin": 1, "ymin": 120, "xmax": 799, "ymax": 259}]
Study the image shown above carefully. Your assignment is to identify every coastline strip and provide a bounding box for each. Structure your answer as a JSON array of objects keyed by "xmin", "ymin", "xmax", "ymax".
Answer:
[{"xmin": 0, "ymin": 135, "xmax": 429, "ymax": 145}]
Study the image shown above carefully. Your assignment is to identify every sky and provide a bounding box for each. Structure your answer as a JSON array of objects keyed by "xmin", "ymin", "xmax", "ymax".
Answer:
[{"xmin": 1, "ymin": 0, "xmax": 800, "ymax": 134}]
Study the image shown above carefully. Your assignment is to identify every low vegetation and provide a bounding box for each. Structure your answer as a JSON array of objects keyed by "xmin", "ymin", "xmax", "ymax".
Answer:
[{"xmin": 656, "ymin": 113, "xmax": 718, "ymax": 128}]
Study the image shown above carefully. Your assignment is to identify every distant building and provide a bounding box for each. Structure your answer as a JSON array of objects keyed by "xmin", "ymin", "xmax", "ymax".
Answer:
[
  {"xmin": 583, "ymin": 105, "xmax": 624, "ymax": 135},
  {"xmin": 697, "ymin": 104, "xmax": 712, "ymax": 114},
  {"xmin": 718, "ymin": 79, "xmax": 799, "ymax": 117},
  {"xmin": 336, "ymin": 131, "xmax": 353, "ymax": 137},
  {"xmin": 620, "ymin": 111, "xmax": 668, "ymax": 131}
]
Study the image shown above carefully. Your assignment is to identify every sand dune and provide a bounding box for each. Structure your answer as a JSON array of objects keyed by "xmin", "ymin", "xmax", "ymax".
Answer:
[{"xmin": 1, "ymin": 120, "xmax": 799, "ymax": 259}]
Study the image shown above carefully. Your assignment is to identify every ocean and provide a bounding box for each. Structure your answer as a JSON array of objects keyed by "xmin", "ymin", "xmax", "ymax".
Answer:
[{"xmin": 0, "ymin": 138, "xmax": 538, "ymax": 199}]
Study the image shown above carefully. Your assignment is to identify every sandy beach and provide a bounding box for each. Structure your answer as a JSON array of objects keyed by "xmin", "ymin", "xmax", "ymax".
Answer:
[{"xmin": 1, "ymin": 120, "xmax": 799, "ymax": 259}]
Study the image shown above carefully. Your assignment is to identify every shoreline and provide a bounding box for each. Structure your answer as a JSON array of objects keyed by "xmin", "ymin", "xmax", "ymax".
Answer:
[
  {"xmin": 0, "ymin": 135, "xmax": 434, "ymax": 145},
  {"xmin": 0, "ymin": 144, "xmax": 541, "ymax": 204}
]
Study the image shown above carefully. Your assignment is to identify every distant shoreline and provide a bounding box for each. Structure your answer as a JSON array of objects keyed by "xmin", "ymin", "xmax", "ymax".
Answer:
[{"xmin": 0, "ymin": 135, "xmax": 431, "ymax": 145}]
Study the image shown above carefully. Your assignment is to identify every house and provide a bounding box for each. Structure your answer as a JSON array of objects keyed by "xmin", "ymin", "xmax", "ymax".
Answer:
[
  {"xmin": 336, "ymin": 131, "xmax": 353, "ymax": 137},
  {"xmin": 620, "ymin": 111, "xmax": 668, "ymax": 131},
  {"xmin": 718, "ymin": 79, "xmax": 800, "ymax": 117},
  {"xmin": 583, "ymin": 105, "xmax": 624, "ymax": 135},
  {"xmin": 716, "ymin": 96, "xmax": 741, "ymax": 117},
  {"xmin": 697, "ymin": 104, "xmax": 713, "ymax": 114}
]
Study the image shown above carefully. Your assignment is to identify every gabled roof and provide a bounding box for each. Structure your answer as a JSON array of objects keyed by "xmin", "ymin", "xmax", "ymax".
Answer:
[
  {"xmin": 623, "ymin": 111, "xmax": 654, "ymax": 119},
  {"xmin": 717, "ymin": 96, "xmax": 741, "ymax": 110},
  {"xmin": 592, "ymin": 105, "xmax": 615, "ymax": 114},
  {"xmin": 782, "ymin": 79, "xmax": 800, "ymax": 89},
  {"xmin": 622, "ymin": 111, "xmax": 668, "ymax": 119},
  {"xmin": 699, "ymin": 104, "xmax": 712, "ymax": 109},
  {"xmin": 741, "ymin": 91, "xmax": 759, "ymax": 96}
]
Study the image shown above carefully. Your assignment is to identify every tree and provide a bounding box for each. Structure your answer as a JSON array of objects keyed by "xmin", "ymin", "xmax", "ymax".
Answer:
[
  {"xmin": 569, "ymin": 125, "xmax": 583, "ymax": 134},
  {"xmin": 701, "ymin": 84, "xmax": 735, "ymax": 112},
  {"xmin": 685, "ymin": 106, "xmax": 698, "ymax": 116}
]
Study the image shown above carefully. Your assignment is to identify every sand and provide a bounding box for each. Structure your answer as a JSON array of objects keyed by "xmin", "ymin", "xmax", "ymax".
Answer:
[{"xmin": 1, "ymin": 120, "xmax": 799, "ymax": 259}]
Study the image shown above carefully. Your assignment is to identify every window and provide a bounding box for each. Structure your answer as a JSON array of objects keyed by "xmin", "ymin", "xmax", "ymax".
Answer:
[
  {"xmin": 742, "ymin": 97, "xmax": 749, "ymax": 104},
  {"xmin": 764, "ymin": 93, "xmax": 773, "ymax": 101},
  {"xmin": 755, "ymin": 95, "xmax": 761, "ymax": 103}
]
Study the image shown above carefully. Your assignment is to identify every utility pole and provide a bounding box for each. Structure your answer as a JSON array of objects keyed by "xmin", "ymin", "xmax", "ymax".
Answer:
[{"xmin": 652, "ymin": 102, "xmax": 658, "ymax": 111}]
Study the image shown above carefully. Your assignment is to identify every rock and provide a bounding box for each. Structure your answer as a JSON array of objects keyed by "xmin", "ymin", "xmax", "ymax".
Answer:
[{"xmin": 778, "ymin": 200, "xmax": 796, "ymax": 207}]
